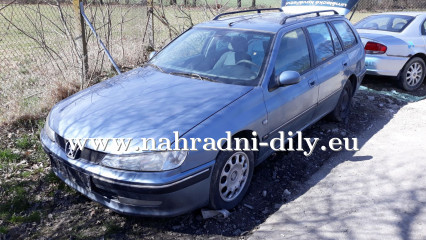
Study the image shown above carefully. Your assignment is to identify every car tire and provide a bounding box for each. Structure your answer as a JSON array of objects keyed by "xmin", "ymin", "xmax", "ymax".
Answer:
[
  {"xmin": 398, "ymin": 57, "xmax": 425, "ymax": 92},
  {"xmin": 209, "ymin": 143, "xmax": 254, "ymax": 210},
  {"xmin": 328, "ymin": 80, "xmax": 353, "ymax": 122}
]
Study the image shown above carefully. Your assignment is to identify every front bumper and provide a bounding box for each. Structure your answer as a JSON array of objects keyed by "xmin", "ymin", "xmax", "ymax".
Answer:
[
  {"xmin": 365, "ymin": 55, "xmax": 408, "ymax": 77},
  {"xmin": 40, "ymin": 129, "xmax": 214, "ymax": 217}
]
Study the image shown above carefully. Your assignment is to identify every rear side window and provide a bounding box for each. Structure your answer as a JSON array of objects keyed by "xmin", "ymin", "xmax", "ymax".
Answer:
[
  {"xmin": 332, "ymin": 21, "xmax": 357, "ymax": 49},
  {"xmin": 329, "ymin": 25, "xmax": 343, "ymax": 54},
  {"xmin": 307, "ymin": 23, "xmax": 334, "ymax": 63},
  {"xmin": 392, "ymin": 17, "xmax": 411, "ymax": 31},
  {"xmin": 275, "ymin": 28, "xmax": 311, "ymax": 75}
]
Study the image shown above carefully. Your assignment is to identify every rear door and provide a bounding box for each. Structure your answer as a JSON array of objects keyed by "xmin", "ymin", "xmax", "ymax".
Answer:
[{"xmin": 305, "ymin": 22, "xmax": 349, "ymax": 119}]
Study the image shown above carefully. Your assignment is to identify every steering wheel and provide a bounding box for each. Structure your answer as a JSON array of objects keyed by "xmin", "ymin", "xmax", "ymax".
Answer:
[{"xmin": 236, "ymin": 60, "xmax": 259, "ymax": 68}]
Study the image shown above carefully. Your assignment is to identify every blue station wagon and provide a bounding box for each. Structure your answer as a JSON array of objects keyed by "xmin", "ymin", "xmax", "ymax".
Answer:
[{"xmin": 41, "ymin": 9, "xmax": 366, "ymax": 216}]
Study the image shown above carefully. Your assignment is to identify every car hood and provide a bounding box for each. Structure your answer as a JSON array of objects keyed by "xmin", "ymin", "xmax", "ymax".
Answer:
[{"xmin": 50, "ymin": 67, "xmax": 252, "ymax": 152}]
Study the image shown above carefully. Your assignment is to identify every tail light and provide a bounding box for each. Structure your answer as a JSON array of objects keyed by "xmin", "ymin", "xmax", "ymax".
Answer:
[{"xmin": 365, "ymin": 41, "xmax": 387, "ymax": 54}]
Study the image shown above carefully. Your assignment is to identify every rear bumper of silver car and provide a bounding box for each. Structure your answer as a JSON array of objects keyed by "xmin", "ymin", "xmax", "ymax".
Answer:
[{"xmin": 365, "ymin": 54, "xmax": 408, "ymax": 77}]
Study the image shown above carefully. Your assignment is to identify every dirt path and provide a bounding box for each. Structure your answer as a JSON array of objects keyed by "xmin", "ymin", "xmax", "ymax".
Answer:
[{"xmin": 249, "ymin": 98, "xmax": 426, "ymax": 239}]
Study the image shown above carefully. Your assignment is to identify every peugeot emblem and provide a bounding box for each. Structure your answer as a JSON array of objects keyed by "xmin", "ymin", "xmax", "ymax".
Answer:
[{"xmin": 65, "ymin": 140, "xmax": 81, "ymax": 159}]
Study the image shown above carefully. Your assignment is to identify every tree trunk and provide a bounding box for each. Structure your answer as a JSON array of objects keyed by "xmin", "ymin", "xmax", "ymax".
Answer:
[
  {"xmin": 252, "ymin": 0, "xmax": 255, "ymax": 8},
  {"xmin": 237, "ymin": 0, "xmax": 241, "ymax": 8},
  {"xmin": 192, "ymin": 0, "xmax": 196, "ymax": 7},
  {"xmin": 169, "ymin": 0, "xmax": 176, "ymax": 5}
]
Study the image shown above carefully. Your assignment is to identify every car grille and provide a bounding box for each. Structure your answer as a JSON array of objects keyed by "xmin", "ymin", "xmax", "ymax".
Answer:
[{"xmin": 55, "ymin": 134, "xmax": 106, "ymax": 163}]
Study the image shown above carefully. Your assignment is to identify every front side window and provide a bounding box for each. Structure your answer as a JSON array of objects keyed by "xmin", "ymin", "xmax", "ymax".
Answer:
[
  {"xmin": 332, "ymin": 21, "xmax": 357, "ymax": 49},
  {"xmin": 355, "ymin": 15, "xmax": 415, "ymax": 33},
  {"xmin": 150, "ymin": 28, "xmax": 273, "ymax": 86},
  {"xmin": 307, "ymin": 23, "xmax": 334, "ymax": 64},
  {"xmin": 275, "ymin": 28, "xmax": 311, "ymax": 75},
  {"xmin": 423, "ymin": 20, "xmax": 426, "ymax": 35}
]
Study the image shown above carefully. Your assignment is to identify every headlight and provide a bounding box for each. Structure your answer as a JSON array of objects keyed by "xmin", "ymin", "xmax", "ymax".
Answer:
[
  {"xmin": 44, "ymin": 112, "xmax": 56, "ymax": 142},
  {"xmin": 100, "ymin": 151, "xmax": 188, "ymax": 172}
]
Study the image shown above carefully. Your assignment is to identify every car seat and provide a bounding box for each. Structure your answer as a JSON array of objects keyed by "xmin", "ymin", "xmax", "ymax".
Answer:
[{"xmin": 213, "ymin": 36, "xmax": 251, "ymax": 69}]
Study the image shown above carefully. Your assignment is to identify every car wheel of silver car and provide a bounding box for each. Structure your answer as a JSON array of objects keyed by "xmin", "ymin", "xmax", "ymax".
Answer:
[
  {"xmin": 399, "ymin": 57, "xmax": 425, "ymax": 92},
  {"xmin": 329, "ymin": 80, "xmax": 353, "ymax": 122},
  {"xmin": 209, "ymin": 143, "xmax": 254, "ymax": 210}
]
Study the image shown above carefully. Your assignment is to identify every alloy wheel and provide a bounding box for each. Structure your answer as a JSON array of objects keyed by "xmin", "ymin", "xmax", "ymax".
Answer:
[
  {"xmin": 219, "ymin": 152, "xmax": 249, "ymax": 202},
  {"xmin": 406, "ymin": 62, "xmax": 424, "ymax": 87}
]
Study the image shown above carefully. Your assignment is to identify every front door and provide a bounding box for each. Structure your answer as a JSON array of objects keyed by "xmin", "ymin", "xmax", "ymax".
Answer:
[{"xmin": 263, "ymin": 28, "xmax": 319, "ymax": 143}]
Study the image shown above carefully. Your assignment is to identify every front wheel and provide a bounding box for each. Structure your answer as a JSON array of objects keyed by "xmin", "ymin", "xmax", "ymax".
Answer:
[
  {"xmin": 398, "ymin": 57, "xmax": 425, "ymax": 91},
  {"xmin": 328, "ymin": 80, "xmax": 353, "ymax": 122},
  {"xmin": 209, "ymin": 147, "xmax": 254, "ymax": 210}
]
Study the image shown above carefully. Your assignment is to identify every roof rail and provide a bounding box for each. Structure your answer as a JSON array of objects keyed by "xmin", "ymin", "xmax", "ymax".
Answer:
[
  {"xmin": 213, "ymin": 8, "xmax": 283, "ymax": 21},
  {"xmin": 280, "ymin": 10, "xmax": 339, "ymax": 24}
]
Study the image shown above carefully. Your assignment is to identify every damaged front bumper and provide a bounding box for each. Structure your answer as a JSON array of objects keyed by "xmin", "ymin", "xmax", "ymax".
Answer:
[{"xmin": 40, "ymin": 129, "xmax": 214, "ymax": 217}]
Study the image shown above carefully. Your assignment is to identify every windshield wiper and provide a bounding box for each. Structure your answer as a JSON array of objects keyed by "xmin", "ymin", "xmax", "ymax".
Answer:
[
  {"xmin": 144, "ymin": 63, "xmax": 164, "ymax": 73},
  {"xmin": 169, "ymin": 72, "xmax": 217, "ymax": 83}
]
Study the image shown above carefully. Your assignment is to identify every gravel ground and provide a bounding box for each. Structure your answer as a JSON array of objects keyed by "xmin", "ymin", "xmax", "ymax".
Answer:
[
  {"xmin": 0, "ymin": 76, "xmax": 425, "ymax": 239},
  {"xmin": 250, "ymin": 79, "xmax": 426, "ymax": 240}
]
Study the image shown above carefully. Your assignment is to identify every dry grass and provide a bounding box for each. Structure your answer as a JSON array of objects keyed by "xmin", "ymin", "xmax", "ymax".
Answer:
[
  {"xmin": 0, "ymin": 1, "xmax": 420, "ymax": 124},
  {"xmin": 0, "ymin": 3, "xmax": 223, "ymax": 123}
]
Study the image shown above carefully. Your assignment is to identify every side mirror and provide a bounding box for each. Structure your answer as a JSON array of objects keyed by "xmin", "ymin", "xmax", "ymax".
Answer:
[
  {"xmin": 149, "ymin": 51, "xmax": 157, "ymax": 60},
  {"xmin": 277, "ymin": 71, "xmax": 301, "ymax": 86}
]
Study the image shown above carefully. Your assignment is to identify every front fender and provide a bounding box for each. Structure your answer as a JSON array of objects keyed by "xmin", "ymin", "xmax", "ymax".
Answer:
[{"xmin": 178, "ymin": 87, "xmax": 268, "ymax": 172}]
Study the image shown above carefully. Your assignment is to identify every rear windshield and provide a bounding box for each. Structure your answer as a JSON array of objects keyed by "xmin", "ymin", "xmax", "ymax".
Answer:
[{"xmin": 355, "ymin": 15, "xmax": 415, "ymax": 32}]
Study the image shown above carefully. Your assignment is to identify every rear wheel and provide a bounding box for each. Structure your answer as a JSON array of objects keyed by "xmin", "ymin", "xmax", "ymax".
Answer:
[
  {"xmin": 328, "ymin": 80, "xmax": 353, "ymax": 122},
  {"xmin": 398, "ymin": 57, "xmax": 425, "ymax": 92},
  {"xmin": 209, "ymin": 144, "xmax": 254, "ymax": 210}
]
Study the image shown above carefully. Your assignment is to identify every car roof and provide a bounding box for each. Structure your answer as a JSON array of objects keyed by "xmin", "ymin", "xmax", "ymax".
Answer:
[
  {"xmin": 195, "ymin": 12, "xmax": 344, "ymax": 33},
  {"xmin": 375, "ymin": 12, "xmax": 426, "ymax": 17}
]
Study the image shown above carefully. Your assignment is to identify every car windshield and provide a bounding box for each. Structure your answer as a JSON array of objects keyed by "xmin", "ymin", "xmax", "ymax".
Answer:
[
  {"xmin": 355, "ymin": 14, "xmax": 415, "ymax": 32},
  {"xmin": 149, "ymin": 27, "xmax": 273, "ymax": 86}
]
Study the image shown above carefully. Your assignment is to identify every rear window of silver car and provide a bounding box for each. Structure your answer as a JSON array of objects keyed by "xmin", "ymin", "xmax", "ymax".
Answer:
[{"xmin": 355, "ymin": 14, "xmax": 415, "ymax": 32}]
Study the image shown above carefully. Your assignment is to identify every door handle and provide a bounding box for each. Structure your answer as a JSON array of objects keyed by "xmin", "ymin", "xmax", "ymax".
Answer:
[
  {"xmin": 343, "ymin": 62, "xmax": 348, "ymax": 67},
  {"xmin": 309, "ymin": 79, "xmax": 316, "ymax": 87}
]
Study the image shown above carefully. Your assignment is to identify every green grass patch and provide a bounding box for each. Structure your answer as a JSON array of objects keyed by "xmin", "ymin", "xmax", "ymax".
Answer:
[
  {"xmin": 0, "ymin": 149, "xmax": 20, "ymax": 163},
  {"xmin": 46, "ymin": 171, "xmax": 61, "ymax": 184},
  {"xmin": 15, "ymin": 135, "xmax": 33, "ymax": 149},
  {"xmin": 0, "ymin": 185, "xmax": 31, "ymax": 215},
  {"xmin": 0, "ymin": 226, "xmax": 8, "ymax": 234},
  {"xmin": 20, "ymin": 171, "xmax": 32, "ymax": 178},
  {"xmin": 9, "ymin": 211, "xmax": 41, "ymax": 223},
  {"xmin": 105, "ymin": 222, "xmax": 122, "ymax": 235}
]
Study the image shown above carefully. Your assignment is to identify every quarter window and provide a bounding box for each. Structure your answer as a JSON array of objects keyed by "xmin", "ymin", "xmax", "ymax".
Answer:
[
  {"xmin": 307, "ymin": 23, "xmax": 334, "ymax": 63},
  {"xmin": 329, "ymin": 25, "xmax": 343, "ymax": 54},
  {"xmin": 275, "ymin": 29, "xmax": 311, "ymax": 75},
  {"xmin": 332, "ymin": 21, "xmax": 357, "ymax": 49}
]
